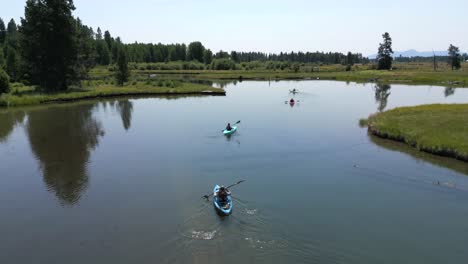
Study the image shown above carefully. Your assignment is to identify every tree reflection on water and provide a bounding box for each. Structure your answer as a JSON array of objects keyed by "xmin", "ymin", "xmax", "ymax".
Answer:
[
  {"xmin": 26, "ymin": 103, "xmax": 105, "ymax": 205},
  {"xmin": 374, "ymin": 83, "xmax": 391, "ymax": 112}
]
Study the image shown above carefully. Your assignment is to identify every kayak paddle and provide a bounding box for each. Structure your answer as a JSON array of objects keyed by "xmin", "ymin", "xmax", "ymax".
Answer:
[{"xmin": 202, "ymin": 180, "xmax": 245, "ymax": 199}]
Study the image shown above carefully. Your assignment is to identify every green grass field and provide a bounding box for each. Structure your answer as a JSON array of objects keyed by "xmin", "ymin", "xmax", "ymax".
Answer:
[
  {"xmin": 2, "ymin": 62, "xmax": 467, "ymax": 108},
  {"xmin": 89, "ymin": 62, "xmax": 468, "ymax": 87},
  {"xmin": 365, "ymin": 104, "xmax": 468, "ymax": 162},
  {"xmin": 0, "ymin": 82, "xmax": 224, "ymax": 107}
]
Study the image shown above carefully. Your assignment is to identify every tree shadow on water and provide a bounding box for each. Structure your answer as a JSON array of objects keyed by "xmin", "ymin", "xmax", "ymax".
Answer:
[
  {"xmin": 444, "ymin": 87, "xmax": 456, "ymax": 98},
  {"xmin": 0, "ymin": 110, "xmax": 26, "ymax": 143},
  {"xmin": 26, "ymin": 103, "xmax": 105, "ymax": 206},
  {"xmin": 116, "ymin": 99, "xmax": 133, "ymax": 131},
  {"xmin": 368, "ymin": 133, "xmax": 468, "ymax": 177},
  {"xmin": 374, "ymin": 83, "xmax": 391, "ymax": 112}
]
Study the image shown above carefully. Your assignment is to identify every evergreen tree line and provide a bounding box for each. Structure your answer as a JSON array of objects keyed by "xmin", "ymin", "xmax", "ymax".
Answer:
[
  {"xmin": 0, "ymin": 0, "xmax": 134, "ymax": 92},
  {"xmin": 391, "ymin": 54, "xmax": 467, "ymax": 63},
  {"xmin": 394, "ymin": 56, "xmax": 449, "ymax": 63},
  {"xmin": 0, "ymin": 1, "xmax": 463, "ymax": 93},
  {"xmin": 0, "ymin": 7, "xmax": 367, "ymax": 94},
  {"xmin": 0, "ymin": 18, "xmax": 19, "ymax": 93},
  {"xmin": 116, "ymin": 42, "xmax": 369, "ymax": 65},
  {"xmin": 0, "ymin": 0, "xmax": 369, "ymax": 94},
  {"xmin": 0, "ymin": 0, "xmax": 133, "ymax": 92},
  {"xmin": 233, "ymin": 51, "xmax": 368, "ymax": 65}
]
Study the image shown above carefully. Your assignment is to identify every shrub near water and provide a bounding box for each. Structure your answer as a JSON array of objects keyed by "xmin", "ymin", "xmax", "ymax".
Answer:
[
  {"xmin": 0, "ymin": 70, "xmax": 10, "ymax": 94},
  {"xmin": 211, "ymin": 59, "xmax": 236, "ymax": 70}
]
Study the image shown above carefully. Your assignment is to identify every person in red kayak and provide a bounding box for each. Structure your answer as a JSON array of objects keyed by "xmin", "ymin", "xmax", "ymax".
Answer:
[
  {"xmin": 226, "ymin": 123, "xmax": 232, "ymax": 131},
  {"xmin": 290, "ymin": 98, "xmax": 295, "ymax": 104}
]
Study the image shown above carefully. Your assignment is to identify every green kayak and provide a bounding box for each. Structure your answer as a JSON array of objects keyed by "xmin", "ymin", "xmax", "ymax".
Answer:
[{"xmin": 223, "ymin": 126, "xmax": 237, "ymax": 135}]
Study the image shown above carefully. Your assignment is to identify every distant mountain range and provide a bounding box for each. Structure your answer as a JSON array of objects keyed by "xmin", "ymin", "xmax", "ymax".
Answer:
[{"xmin": 368, "ymin": 49, "xmax": 466, "ymax": 59}]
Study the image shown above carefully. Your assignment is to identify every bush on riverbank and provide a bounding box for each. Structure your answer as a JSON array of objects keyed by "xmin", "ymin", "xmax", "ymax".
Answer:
[
  {"xmin": 0, "ymin": 70, "xmax": 10, "ymax": 94},
  {"xmin": 365, "ymin": 104, "xmax": 468, "ymax": 162},
  {"xmin": 210, "ymin": 58, "xmax": 237, "ymax": 70}
]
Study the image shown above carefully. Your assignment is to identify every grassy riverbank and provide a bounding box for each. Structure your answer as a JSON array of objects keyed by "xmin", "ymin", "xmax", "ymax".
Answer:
[
  {"xmin": 0, "ymin": 82, "xmax": 224, "ymax": 107},
  {"xmin": 89, "ymin": 61, "xmax": 468, "ymax": 87},
  {"xmin": 170, "ymin": 69, "xmax": 468, "ymax": 87},
  {"xmin": 2, "ymin": 62, "xmax": 467, "ymax": 107},
  {"xmin": 365, "ymin": 104, "xmax": 468, "ymax": 162}
]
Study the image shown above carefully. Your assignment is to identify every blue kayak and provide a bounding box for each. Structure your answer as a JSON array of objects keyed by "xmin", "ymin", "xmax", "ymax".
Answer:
[
  {"xmin": 213, "ymin": 185, "xmax": 233, "ymax": 215},
  {"xmin": 223, "ymin": 126, "xmax": 237, "ymax": 136}
]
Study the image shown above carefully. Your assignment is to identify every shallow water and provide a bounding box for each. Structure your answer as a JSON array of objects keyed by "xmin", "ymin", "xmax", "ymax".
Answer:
[{"xmin": 1, "ymin": 81, "xmax": 468, "ymax": 264}]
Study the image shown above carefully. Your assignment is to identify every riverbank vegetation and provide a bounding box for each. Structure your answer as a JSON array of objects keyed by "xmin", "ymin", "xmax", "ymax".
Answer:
[
  {"xmin": 0, "ymin": 81, "xmax": 224, "ymax": 107},
  {"xmin": 364, "ymin": 104, "xmax": 468, "ymax": 162},
  {"xmin": 97, "ymin": 61, "xmax": 468, "ymax": 87},
  {"xmin": 1, "ymin": 0, "xmax": 467, "ymax": 108}
]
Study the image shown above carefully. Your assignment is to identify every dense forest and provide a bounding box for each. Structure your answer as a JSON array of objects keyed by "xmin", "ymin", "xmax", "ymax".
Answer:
[
  {"xmin": 0, "ymin": 0, "xmax": 465, "ymax": 93},
  {"xmin": 0, "ymin": 15, "xmax": 369, "ymax": 69},
  {"xmin": 0, "ymin": 0, "xmax": 369, "ymax": 92}
]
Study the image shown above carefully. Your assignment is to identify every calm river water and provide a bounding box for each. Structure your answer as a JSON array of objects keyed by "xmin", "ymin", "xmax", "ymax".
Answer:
[{"xmin": 1, "ymin": 81, "xmax": 468, "ymax": 264}]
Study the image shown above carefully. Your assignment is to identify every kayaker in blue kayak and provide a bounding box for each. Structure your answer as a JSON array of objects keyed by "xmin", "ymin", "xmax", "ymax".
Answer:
[
  {"xmin": 216, "ymin": 186, "xmax": 231, "ymax": 203},
  {"xmin": 226, "ymin": 123, "xmax": 232, "ymax": 131}
]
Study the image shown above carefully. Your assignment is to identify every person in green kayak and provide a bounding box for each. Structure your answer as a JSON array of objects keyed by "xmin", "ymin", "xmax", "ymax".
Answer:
[
  {"xmin": 226, "ymin": 123, "xmax": 232, "ymax": 131},
  {"xmin": 217, "ymin": 186, "xmax": 231, "ymax": 203}
]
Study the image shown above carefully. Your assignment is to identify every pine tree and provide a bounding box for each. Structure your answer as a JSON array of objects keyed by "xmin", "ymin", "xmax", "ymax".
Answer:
[
  {"xmin": 347, "ymin": 52, "xmax": 354, "ymax": 65},
  {"xmin": 377, "ymin": 32, "xmax": 393, "ymax": 70},
  {"xmin": 5, "ymin": 46, "xmax": 18, "ymax": 81},
  {"xmin": 115, "ymin": 47, "xmax": 129, "ymax": 86},
  {"xmin": 6, "ymin": 19, "xmax": 18, "ymax": 49},
  {"xmin": 0, "ymin": 18, "xmax": 6, "ymax": 45},
  {"xmin": 0, "ymin": 48, "xmax": 5, "ymax": 69},
  {"xmin": 177, "ymin": 44, "xmax": 187, "ymax": 61},
  {"xmin": 168, "ymin": 46, "xmax": 177, "ymax": 61},
  {"xmin": 448, "ymin": 44, "xmax": 461, "ymax": 70},
  {"xmin": 96, "ymin": 27, "xmax": 103, "ymax": 40},
  {"xmin": 111, "ymin": 37, "xmax": 121, "ymax": 63},
  {"xmin": 104, "ymin": 30, "xmax": 113, "ymax": 50},
  {"xmin": 203, "ymin": 49, "xmax": 213, "ymax": 65},
  {"xmin": 231, "ymin": 51, "xmax": 239, "ymax": 63},
  {"xmin": 20, "ymin": 0, "xmax": 79, "ymax": 91},
  {"xmin": 75, "ymin": 18, "xmax": 97, "ymax": 79},
  {"xmin": 100, "ymin": 42, "xmax": 111, "ymax": 65}
]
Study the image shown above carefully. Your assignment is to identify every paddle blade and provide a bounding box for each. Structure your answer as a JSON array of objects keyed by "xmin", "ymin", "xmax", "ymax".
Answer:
[{"xmin": 226, "ymin": 180, "xmax": 246, "ymax": 189}]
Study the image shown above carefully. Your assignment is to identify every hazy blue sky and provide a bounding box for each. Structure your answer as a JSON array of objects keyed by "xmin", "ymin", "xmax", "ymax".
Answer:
[{"xmin": 1, "ymin": 0, "xmax": 467, "ymax": 55}]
